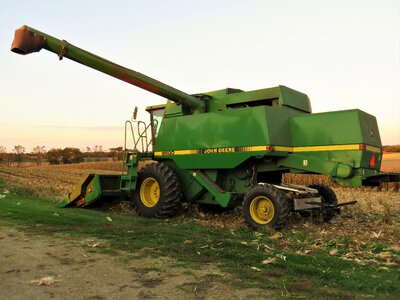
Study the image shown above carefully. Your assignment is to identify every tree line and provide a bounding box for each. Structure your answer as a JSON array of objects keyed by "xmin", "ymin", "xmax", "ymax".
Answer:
[
  {"xmin": 383, "ymin": 145, "xmax": 400, "ymax": 153},
  {"xmin": 0, "ymin": 145, "xmax": 124, "ymax": 166}
]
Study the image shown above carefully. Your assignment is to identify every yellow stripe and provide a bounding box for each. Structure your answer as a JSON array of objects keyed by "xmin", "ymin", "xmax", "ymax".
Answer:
[
  {"xmin": 292, "ymin": 144, "xmax": 360, "ymax": 152},
  {"xmin": 174, "ymin": 149, "xmax": 197, "ymax": 155},
  {"xmin": 246, "ymin": 146, "xmax": 267, "ymax": 152},
  {"xmin": 274, "ymin": 146, "xmax": 293, "ymax": 152},
  {"xmin": 275, "ymin": 144, "xmax": 360, "ymax": 152},
  {"xmin": 275, "ymin": 144, "xmax": 381, "ymax": 153},
  {"xmin": 154, "ymin": 144, "xmax": 379, "ymax": 156},
  {"xmin": 365, "ymin": 145, "xmax": 381, "ymax": 153}
]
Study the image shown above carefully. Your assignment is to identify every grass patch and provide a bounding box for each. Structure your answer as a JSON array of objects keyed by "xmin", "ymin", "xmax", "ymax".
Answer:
[{"xmin": 0, "ymin": 183, "xmax": 399, "ymax": 299}]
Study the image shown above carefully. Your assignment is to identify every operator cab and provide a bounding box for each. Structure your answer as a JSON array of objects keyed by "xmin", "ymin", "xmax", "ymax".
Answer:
[{"xmin": 146, "ymin": 104, "xmax": 166, "ymax": 147}]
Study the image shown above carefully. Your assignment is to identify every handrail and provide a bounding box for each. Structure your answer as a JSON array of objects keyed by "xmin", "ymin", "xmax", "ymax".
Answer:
[
  {"xmin": 124, "ymin": 120, "xmax": 136, "ymax": 153},
  {"xmin": 123, "ymin": 119, "xmax": 158, "ymax": 155},
  {"xmin": 136, "ymin": 121, "xmax": 147, "ymax": 152}
]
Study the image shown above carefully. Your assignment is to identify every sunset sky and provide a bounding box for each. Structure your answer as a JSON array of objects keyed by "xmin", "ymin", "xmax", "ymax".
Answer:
[{"xmin": 0, "ymin": 0, "xmax": 399, "ymax": 152}]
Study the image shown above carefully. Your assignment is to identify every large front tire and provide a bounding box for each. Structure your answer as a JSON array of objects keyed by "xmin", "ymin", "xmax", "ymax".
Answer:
[
  {"xmin": 243, "ymin": 184, "xmax": 289, "ymax": 230},
  {"xmin": 133, "ymin": 162, "xmax": 181, "ymax": 218}
]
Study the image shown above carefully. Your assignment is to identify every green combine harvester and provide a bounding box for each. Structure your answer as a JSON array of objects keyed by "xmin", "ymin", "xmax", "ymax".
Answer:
[{"xmin": 11, "ymin": 25, "xmax": 399, "ymax": 229}]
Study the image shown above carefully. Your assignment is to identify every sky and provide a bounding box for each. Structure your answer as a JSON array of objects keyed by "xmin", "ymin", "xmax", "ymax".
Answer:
[{"xmin": 0, "ymin": 0, "xmax": 399, "ymax": 152}]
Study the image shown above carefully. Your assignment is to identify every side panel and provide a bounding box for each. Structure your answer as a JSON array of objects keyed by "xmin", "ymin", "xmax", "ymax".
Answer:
[
  {"xmin": 289, "ymin": 109, "xmax": 382, "ymax": 170},
  {"xmin": 155, "ymin": 105, "xmax": 306, "ymax": 169},
  {"xmin": 158, "ymin": 107, "xmax": 269, "ymax": 149},
  {"xmin": 290, "ymin": 109, "xmax": 381, "ymax": 147},
  {"xmin": 279, "ymin": 86, "xmax": 311, "ymax": 113},
  {"xmin": 205, "ymin": 86, "xmax": 311, "ymax": 113},
  {"xmin": 265, "ymin": 107, "xmax": 301, "ymax": 146},
  {"xmin": 155, "ymin": 107, "xmax": 270, "ymax": 169}
]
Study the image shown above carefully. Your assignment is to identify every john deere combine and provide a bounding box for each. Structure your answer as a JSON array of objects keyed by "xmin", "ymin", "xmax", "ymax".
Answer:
[{"xmin": 11, "ymin": 25, "xmax": 399, "ymax": 229}]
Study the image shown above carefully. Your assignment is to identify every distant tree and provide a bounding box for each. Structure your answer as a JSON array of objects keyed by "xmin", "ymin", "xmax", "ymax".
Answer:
[
  {"xmin": 32, "ymin": 145, "xmax": 46, "ymax": 166},
  {"xmin": 83, "ymin": 146, "xmax": 92, "ymax": 162},
  {"xmin": 93, "ymin": 145, "xmax": 106, "ymax": 161},
  {"xmin": 383, "ymin": 145, "xmax": 400, "ymax": 153},
  {"xmin": 0, "ymin": 146, "xmax": 7, "ymax": 165},
  {"xmin": 13, "ymin": 145, "xmax": 25, "ymax": 167},
  {"xmin": 62, "ymin": 147, "xmax": 84, "ymax": 164},
  {"xmin": 47, "ymin": 148, "xmax": 63, "ymax": 165},
  {"xmin": 109, "ymin": 146, "xmax": 124, "ymax": 161},
  {"xmin": 7, "ymin": 153, "xmax": 12, "ymax": 167},
  {"xmin": 94, "ymin": 145, "xmax": 102, "ymax": 153}
]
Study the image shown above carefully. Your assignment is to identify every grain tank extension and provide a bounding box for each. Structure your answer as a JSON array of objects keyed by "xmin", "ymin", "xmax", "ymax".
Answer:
[{"xmin": 12, "ymin": 25, "xmax": 399, "ymax": 229}]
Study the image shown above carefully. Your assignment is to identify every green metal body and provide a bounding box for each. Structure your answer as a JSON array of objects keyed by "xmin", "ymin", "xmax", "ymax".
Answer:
[{"xmin": 11, "ymin": 25, "xmax": 398, "ymax": 208}]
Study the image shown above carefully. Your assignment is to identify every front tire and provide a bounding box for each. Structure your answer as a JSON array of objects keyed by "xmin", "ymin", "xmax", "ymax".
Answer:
[
  {"xmin": 243, "ymin": 184, "xmax": 289, "ymax": 230},
  {"xmin": 133, "ymin": 162, "xmax": 181, "ymax": 218}
]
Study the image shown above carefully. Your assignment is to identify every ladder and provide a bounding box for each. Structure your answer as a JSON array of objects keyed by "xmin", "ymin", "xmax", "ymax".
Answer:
[{"xmin": 119, "ymin": 120, "xmax": 157, "ymax": 193}]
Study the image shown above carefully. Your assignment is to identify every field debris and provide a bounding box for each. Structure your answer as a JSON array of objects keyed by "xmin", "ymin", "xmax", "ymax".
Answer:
[
  {"xmin": 261, "ymin": 258, "xmax": 276, "ymax": 265},
  {"xmin": 329, "ymin": 248, "xmax": 338, "ymax": 256},
  {"xmin": 376, "ymin": 251, "xmax": 392, "ymax": 259},
  {"xmin": 81, "ymin": 237, "xmax": 108, "ymax": 249},
  {"xmin": 39, "ymin": 276, "xmax": 55, "ymax": 286},
  {"xmin": 28, "ymin": 276, "xmax": 61, "ymax": 286},
  {"xmin": 270, "ymin": 232, "xmax": 283, "ymax": 240},
  {"xmin": 106, "ymin": 216, "xmax": 113, "ymax": 222},
  {"xmin": 0, "ymin": 189, "xmax": 8, "ymax": 199},
  {"xmin": 87, "ymin": 242, "xmax": 101, "ymax": 248},
  {"xmin": 371, "ymin": 230, "xmax": 382, "ymax": 238},
  {"xmin": 276, "ymin": 254, "xmax": 287, "ymax": 261}
]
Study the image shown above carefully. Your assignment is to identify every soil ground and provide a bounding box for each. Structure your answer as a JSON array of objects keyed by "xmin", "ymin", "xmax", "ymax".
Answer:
[{"xmin": 0, "ymin": 225, "xmax": 268, "ymax": 300}]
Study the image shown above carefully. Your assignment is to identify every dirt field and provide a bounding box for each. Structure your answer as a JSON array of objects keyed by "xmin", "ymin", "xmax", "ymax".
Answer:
[{"xmin": 0, "ymin": 226, "xmax": 267, "ymax": 300}]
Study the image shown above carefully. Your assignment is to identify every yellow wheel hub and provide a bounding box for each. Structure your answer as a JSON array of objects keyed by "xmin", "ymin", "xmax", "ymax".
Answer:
[
  {"xmin": 140, "ymin": 177, "xmax": 160, "ymax": 207},
  {"xmin": 249, "ymin": 196, "xmax": 275, "ymax": 224}
]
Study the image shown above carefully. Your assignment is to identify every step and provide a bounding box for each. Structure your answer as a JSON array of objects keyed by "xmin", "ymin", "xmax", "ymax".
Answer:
[
  {"xmin": 123, "ymin": 162, "xmax": 136, "ymax": 167},
  {"xmin": 121, "ymin": 175, "xmax": 137, "ymax": 181}
]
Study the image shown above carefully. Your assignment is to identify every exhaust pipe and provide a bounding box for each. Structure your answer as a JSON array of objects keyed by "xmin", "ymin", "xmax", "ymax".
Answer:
[{"xmin": 11, "ymin": 25, "xmax": 45, "ymax": 55}]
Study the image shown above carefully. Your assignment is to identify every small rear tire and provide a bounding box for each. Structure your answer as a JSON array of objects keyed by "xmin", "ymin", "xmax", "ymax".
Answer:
[
  {"xmin": 309, "ymin": 184, "xmax": 338, "ymax": 222},
  {"xmin": 243, "ymin": 184, "xmax": 289, "ymax": 230}
]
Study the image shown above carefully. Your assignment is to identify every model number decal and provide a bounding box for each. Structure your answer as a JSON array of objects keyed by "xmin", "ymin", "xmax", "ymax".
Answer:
[{"xmin": 161, "ymin": 150, "xmax": 175, "ymax": 156}]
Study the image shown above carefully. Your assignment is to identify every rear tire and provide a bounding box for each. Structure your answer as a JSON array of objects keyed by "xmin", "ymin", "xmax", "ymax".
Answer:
[
  {"xmin": 308, "ymin": 184, "xmax": 338, "ymax": 222},
  {"xmin": 243, "ymin": 184, "xmax": 289, "ymax": 230},
  {"xmin": 133, "ymin": 162, "xmax": 181, "ymax": 218}
]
